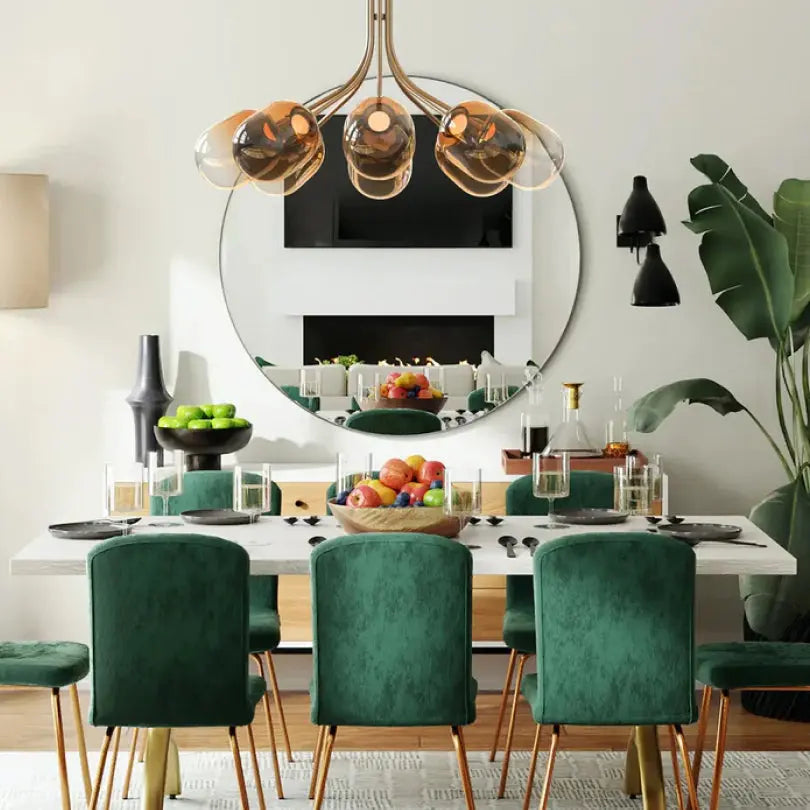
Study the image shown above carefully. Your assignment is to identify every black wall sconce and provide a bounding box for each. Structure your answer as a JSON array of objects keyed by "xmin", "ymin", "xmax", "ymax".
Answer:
[{"xmin": 616, "ymin": 175, "xmax": 680, "ymax": 307}]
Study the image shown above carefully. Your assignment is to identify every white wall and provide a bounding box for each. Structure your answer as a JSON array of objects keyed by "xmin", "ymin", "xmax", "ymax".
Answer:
[{"xmin": 0, "ymin": 0, "xmax": 802, "ymax": 645}]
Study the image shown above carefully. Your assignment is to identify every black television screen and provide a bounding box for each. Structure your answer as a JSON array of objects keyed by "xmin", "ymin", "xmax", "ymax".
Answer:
[{"xmin": 284, "ymin": 115, "xmax": 513, "ymax": 248}]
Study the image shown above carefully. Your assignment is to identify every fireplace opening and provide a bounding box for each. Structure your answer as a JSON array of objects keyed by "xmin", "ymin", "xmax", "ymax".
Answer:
[{"xmin": 303, "ymin": 315, "xmax": 495, "ymax": 366}]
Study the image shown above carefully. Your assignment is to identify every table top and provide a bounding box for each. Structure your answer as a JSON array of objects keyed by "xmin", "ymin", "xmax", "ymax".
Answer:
[{"xmin": 10, "ymin": 515, "xmax": 795, "ymax": 577}]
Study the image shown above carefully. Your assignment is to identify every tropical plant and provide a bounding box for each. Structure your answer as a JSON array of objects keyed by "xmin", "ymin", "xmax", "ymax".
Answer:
[{"xmin": 628, "ymin": 155, "xmax": 810, "ymax": 643}]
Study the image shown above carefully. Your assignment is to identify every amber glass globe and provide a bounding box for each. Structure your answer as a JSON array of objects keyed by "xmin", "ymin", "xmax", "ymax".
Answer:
[
  {"xmin": 252, "ymin": 134, "xmax": 325, "ymax": 196},
  {"xmin": 194, "ymin": 110, "xmax": 254, "ymax": 189},
  {"xmin": 348, "ymin": 162, "xmax": 412, "ymax": 200},
  {"xmin": 502, "ymin": 109, "xmax": 565, "ymax": 190},
  {"xmin": 232, "ymin": 101, "xmax": 320, "ymax": 183},
  {"xmin": 435, "ymin": 147, "xmax": 509, "ymax": 197},
  {"xmin": 436, "ymin": 100, "xmax": 526, "ymax": 184},
  {"xmin": 343, "ymin": 96, "xmax": 415, "ymax": 180}
]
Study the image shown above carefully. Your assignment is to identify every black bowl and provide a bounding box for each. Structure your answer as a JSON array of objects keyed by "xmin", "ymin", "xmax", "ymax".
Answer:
[{"xmin": 154, "ymin": 425, "xmax": 253, "ymax": 471}]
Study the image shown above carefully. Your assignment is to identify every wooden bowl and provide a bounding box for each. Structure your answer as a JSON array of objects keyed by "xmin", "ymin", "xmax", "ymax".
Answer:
[
  {"xmin": 358, "ymin": 396, "xmax": 448, "ymax": 415},
  {"xmin": 328, "ymin": 500, "xmax": 463, "ymax": 538}
]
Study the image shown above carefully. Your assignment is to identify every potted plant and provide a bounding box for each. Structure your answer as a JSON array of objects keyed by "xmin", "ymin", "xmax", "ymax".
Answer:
[{"xmin": 628, "ymin": 155, "xmax": 810, "ymax": 720}]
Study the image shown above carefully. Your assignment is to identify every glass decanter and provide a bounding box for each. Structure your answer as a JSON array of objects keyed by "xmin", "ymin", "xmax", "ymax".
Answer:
[{"xmin": 543, "ymin": 382, "xmax": 601, "ymax": 457}]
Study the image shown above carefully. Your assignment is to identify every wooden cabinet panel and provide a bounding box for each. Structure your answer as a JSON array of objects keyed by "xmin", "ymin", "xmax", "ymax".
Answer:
[{"xmin": 279, "ymin": 482, "xmax": 329, "ymax": 516}]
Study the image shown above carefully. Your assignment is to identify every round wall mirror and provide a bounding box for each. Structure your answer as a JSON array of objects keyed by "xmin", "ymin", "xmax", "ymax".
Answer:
[{"xmin": 220, "ymin": 77, "xmax": 580, "ymax": 435}]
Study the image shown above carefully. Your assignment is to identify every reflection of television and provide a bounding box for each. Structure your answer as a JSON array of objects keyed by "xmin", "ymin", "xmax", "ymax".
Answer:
[{"xmin": 284, "ymin": 115, "xmax": 513, "ymax": 248}]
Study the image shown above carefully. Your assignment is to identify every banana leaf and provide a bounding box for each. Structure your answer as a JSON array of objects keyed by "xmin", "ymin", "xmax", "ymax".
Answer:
[
  {"xmin": 691, "ymin": 154, "xmax": 772, "ymax": 223},
  {"xmin": 685, "ymin": 183, "xmax": 793, "ymax": 342},
  {"xmin": 627, "ymin": 378, "xmax": 745, "ymax": 433},
  {"xmin": 774, "ymin": 178, "xmax": 810, "ymax": 323}
]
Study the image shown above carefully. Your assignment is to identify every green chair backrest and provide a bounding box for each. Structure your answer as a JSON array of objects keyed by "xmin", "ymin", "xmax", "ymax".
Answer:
[
  {"xmin": 88, "ymin": 534, "xmax": 254, "ymax": 728},
  {"xmin": 467, "ymin": 386, "xmax": 521, "ymax": 414},
  {"xmin": 280, "ymin": 384, "xmax": 321, "ymax": 413},
  {"xmin": 310, "ymin": 534, "xmax": 474, "ymax": 727},
  {"xmin": 532, "ymin": 532, "xmax": 696, "ymax": 726},
  {"xmin": 345, "ymin": 409, "xmax": 442, "ymax": 435}
]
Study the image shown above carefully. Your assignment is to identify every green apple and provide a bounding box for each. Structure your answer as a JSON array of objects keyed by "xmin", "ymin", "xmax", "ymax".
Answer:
[
  {"xmin": 200, "ymin": 404, "xmax": 215, "ymax": 418},
  {"xmin": 157, "ymin": 416, "xmax": 183, "ymax": 428},
  {"xmin": 187, "ymin": 419, "xmax": 212, "ymax": 430},
  {"xmin": 176, "ymin": 405, "xmax": 205, "ymax": 421},
  {"xmin": 232, "ymin": 417, "xmax": 251, "ymax": 428},
  {"xmin": 212, "ymin": 403, "xmax": 236, "ymax": 419},
  {"xmin": 423, "ymin": 489, "xmax": 445, "ymax": 507},
  {"xmin": 211, "ymin": 417, "xmax": 236, "ymax": 429}
]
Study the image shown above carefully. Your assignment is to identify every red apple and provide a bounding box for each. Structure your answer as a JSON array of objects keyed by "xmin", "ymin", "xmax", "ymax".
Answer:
[
  {"xmin": 386, "ymin": 372, "xmax": 401, "ymax": 385},
  {"xmin": 379, "ymin": 458, "xmax": 414, "ymax": 490},
  {"xmin": 413, "ymin": 373, "xmax": 430, "ymax": 390},
  {"xmin": 418, "ymin": 460, "xmax": 445, "ymax": 485},
  {"xmin": 417, "ymin": 388, "xmax": 433, "ymax": 399},
  {"xmin": 401, "ymin": 482, "xmax": 429, "ymax": 504},
  {"xmin": 347, "ymin": 485, "xmax": 382, "ymax": 508},
  {"xmin": 389, "ymin": 386, "xmax": 408, "ymax": 399}
]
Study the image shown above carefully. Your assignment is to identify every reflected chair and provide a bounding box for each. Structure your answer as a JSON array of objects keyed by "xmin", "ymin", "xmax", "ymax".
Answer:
[
  {"xmin": 280, "ymin": 384, "xmax": 320, "ymax": 413},
  {"xmin": 345, "ymin": 408, "xmax": 442, "ymax": 434},
  {"xmin": 691, "ymin": 642, "xmax": 810, "ymax": 810},
  {"xmin": 521, "ymin": 532, "xmax": 699, "ymax": 810},
  {"xmin": 467, "ymin": 386, "xmax": 521, "ymax": 414},
  {"xmin": 87, "ymin": 533, "xmax": 275, "ymax": 809},
  {"xmin": 0, "ymin": 642, "xmax": 92, "ymax": 809},
  {"xmin": 494, "ymin": 471, "xmax": 613, "ymax": 796},
  {"xmin": 308, "ymin": 533, "xmax": 477, "ymax": 809}
]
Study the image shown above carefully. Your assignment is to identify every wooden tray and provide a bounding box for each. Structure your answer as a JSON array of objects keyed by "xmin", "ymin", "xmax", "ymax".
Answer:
[{"xmin": 501, "ymin": 449, "xmax": 648, "ymax": 475}]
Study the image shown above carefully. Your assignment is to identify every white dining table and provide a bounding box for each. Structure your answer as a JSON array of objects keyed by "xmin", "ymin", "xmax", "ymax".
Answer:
[{"xmin": 9, "ymin": 514, "xmax": 796, "ymax": 810}]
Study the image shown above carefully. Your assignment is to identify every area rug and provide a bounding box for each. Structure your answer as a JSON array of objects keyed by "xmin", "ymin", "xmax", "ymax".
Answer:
[{"xmin": 1, "ymin": 748, "xmax": 810, "ymax": 808}]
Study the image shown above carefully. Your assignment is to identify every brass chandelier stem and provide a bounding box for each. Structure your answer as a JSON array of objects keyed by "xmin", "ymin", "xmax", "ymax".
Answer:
[{"xmin": 376, "ymin": 0, "xmax": 384, "ymax": 98}]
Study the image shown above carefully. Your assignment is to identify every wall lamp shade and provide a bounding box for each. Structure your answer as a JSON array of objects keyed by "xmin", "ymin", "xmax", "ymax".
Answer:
[
  {"xmin": 0, "ymin": 174, "xmax": 49, "ymax": 309},
  {"xmin": 632, "ymin": 244, "xmax": 680, "ymax": 307},
  {"xmin": 617, "ymin": 175, "xmax": 666, "ymax": 250}
]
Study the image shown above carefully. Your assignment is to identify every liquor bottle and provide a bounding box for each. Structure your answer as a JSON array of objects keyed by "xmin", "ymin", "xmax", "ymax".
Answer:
[
  {"xmin": 544, "ymin": 382, "xmax": 601, "ymax": 457},
  {"xmin": 520, "ymin": 375, "xmax": 550, "ymax": 457}
]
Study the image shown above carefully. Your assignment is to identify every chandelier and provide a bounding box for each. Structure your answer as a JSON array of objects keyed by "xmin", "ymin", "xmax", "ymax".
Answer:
[{"xmin": 194, "ymin": 0, "xmax": 564, "ymax": 200}]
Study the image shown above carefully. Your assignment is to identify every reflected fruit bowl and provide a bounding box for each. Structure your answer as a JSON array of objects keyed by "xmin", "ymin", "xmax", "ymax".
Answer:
[
  {"xmin": 154, "ymin": 425, "xmax": 252, "ymax": 472},
  {"xmin": 328, "ymin": 500, "xmax": 463, "ymax": 538},
  {"xmin": 358, "ymin": 396, "xmax": 448, "ymax": 415}
]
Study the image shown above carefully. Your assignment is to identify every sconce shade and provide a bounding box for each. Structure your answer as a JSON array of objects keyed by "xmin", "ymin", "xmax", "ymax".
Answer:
[
  {"xmin": 618, "ymin": 175, "xmax": 666, "ymax": 238},
  {"xmin": 0, "ymin": 174, "xmax": 48, "ymax": 309},
  {"xmin": 631, "ymin": 244, "xmax": 680, "ymax": 307}
]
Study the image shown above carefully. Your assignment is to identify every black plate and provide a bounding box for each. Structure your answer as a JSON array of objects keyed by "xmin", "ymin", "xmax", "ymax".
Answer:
[
  {"xmin": 658, "ymin": 523, "xmax": 742, "ymax": 541},
  {"xmin": 549, "ymin": 508, "xmax": 629, "ymax": 525},
  {"xmin": 180, "ymin": 509, "xmax": 251, "ymax": 526},
  {"xmin": 48, "ymin": 518, "xmax": 139, "ymax": 540}
]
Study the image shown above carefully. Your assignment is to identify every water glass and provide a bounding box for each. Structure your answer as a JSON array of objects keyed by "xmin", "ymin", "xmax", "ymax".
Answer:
[
  {"xmin": 532, "ymin": 453, "xmax": 570, "ymax": 527},
  {"xmin": 614, "ymin": 466, "xmax": 652, "ymax": 516},
  {"xmin": 424, "ymin": 364, "xmax": 446, "ymax": 393},
  {"xmin": 233, "ymin": 463, "xmax": 271, "ymax": 523},
  {"xmin": 335, "ymin": 452, "xmax": 373, "ymax": 498},
  {"xmin": 443, "ymin": 468, "xmax": 482, "ymax": 519},
  {"xmin": 357, "ymin": 372, "xmax": 380, "ymax": 401},
  {"xmin": 104, "ymin": 462, "xmax": 144, "ymax": 534},
  {"xmin": 148, "ymin": 450, "xmax": 184, "ymax": 526},
  {"xmin": 300, "ymin": 367, "xmax": 321, "ymax": 398},
  {"xmin": 485, "ymin": 373, "xmax": 507, "ymax": 406},
  {"xmin": 647, "ymin": 454, "xmax": 664, "ymax": 516}
]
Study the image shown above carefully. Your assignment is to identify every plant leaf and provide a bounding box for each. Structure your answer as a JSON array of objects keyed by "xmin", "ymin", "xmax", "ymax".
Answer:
[
  {"xmin": 690, "ymin": 154, "xmax": 773, "ymax": 223},
  {"xmin": 774, "ymin": 178, "xmax": 810, "ymax": 321},
  {"xmin": 685, "ymin": 183, "xmax": 793, "ymax": 341},
  {"xmin": 627, "ymin": 378, "xmax": 745, "ymax": 433}
]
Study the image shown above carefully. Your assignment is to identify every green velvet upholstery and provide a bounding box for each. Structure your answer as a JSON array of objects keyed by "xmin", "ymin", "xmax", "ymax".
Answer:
[
  {"xmin": 0, "ymin": 641, "xmax": 89, "ymax": 688},
  {"xmin": 467, "ymin": 386, "xmax": 521, "ymax": 414},
  {"xmin": 522, "ymin": 532, "xmax": 697, "ymax": 726},
  {"xmin": 503, "ymin": 471, "xmax": 614, "ymax": 654},
  {"xmin": 345, "ymin": 409, "xmax": 442, "ymax": 435},
  {"xmin": 89, "ymin": 533, "xmax": 263, "ymax": 728},
  {"xmin": 696, "ymin": 642, "xmax": 810, "ymax": 690},
  {"xmin": 280, "ymin": 384, "xmax": 320, "ymax": 413},
  {"xmin": 310, "ymin": 533, "xmax": 476, "ymax": 727}
]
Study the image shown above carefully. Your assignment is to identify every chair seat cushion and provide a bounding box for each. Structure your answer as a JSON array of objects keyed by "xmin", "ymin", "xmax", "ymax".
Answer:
[
  {"xmin": 503, "ymin": 607, "xmax": 536, "ymax": 654},
  {"xmin": 249, "ymin": 607, "xmax": 281, "ymax": 654},
  {"xmin": 0, "ymin": 641, "xmax": 90, "ymax": 688},
  {"xmin": 697, "ymin": 642, "xmax": 810, "ymax": 690}
]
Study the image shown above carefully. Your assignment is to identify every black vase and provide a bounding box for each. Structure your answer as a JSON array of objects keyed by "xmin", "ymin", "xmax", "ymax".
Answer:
[{"xmin": 126, "ymin": 335, "xmax": 173, "ymax": 464}]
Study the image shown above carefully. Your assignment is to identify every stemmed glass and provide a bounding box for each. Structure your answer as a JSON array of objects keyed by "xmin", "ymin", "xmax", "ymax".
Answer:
[
  {"xmin": 104, "ymin": 462, "xmax": 144, "ymax": 535},
  {"xmin": 532, "ymin": 452, "xmax": 570, "ymax": 528},
  {"xmin": 233, "ymin": 463, "xmax": 271, "ymax": 523},
  {"xmin": 148, "ymin": 450, "xmax": 184, "ymax": 527},
  {"xmin": 443, "ymin": 467, "xmax": 483, "ymax": 525}
]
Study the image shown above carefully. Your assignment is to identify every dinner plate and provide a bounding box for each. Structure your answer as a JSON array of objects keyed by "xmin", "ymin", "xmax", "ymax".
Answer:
[
  {"xmin": 48, "ymin": 518, "xmax": 140, "ymax": 540},
  {"xmin": 549, "ymin": 508, "xmax": 629, "ymax": 525},
  {"xmin": 180, "ymin": 509, "xmax": 251, "ymax": 526},
  {"xmin": 658, "ymin": 523, "xmax": 742, "ymax": 541}
]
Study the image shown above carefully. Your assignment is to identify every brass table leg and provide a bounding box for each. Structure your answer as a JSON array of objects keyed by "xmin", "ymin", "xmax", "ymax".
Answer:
[
  {"xmin": 624, "ymin": 727, "xmax": 641, "ymax": 797},
  {"xmin": 141, "ymin": 729, "xmax": 171, "ymax": 810},
  {"xmin": 635, "ymin": 725, "xmax": 667, "ymax": 810}
]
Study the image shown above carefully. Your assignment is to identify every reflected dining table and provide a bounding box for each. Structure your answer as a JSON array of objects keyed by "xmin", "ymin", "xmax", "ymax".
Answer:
[{"xmin": 10, "ymin": 514, "xmax": 796, "ymax": 809}]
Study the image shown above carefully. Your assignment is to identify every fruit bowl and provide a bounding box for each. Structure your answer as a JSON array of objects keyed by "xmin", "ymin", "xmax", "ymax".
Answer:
[
  {"xmin": 328, "ymin": 500, "xmax": 463, "ymax": 538},
  {"xmin": 154, "ymin": 425, "xmax": 253, "ymax": 471},
  {"xmin": 359, "ymin": 396, "xmax": 448, "ymax": 415}
]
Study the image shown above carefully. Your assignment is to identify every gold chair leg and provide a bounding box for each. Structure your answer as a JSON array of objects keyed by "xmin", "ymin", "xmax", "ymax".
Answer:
[
  {"xmin": 102, "ymin": 727, "xmax": 121, "ymax": 810},
  {"xmin": 265, "ymin": 651, "xmax": 294, "ymax": 762},
  {"xmin": 624, "ymin": 727, "xmax": 641, "ymax": 797},
  {"xmin": 89, "ymin": 727, "xmax": 114, "ymax": 810},
  {"xmin": 142, "ymin": 728, "xmax": 171, "ymax": 810},
  {"xmin": 247, "ymin": 723, "xmax": 267, "ymax": 810},
  {"xmin": 138, "ymin": 728, "xmax": 147, "ymax": 763},
  {"xmin": 497, "ymin": 653, "xmax": 529, "ymax": 798},
  {"xmin": 689, "ymin": 685, "xmax": 712, "ymax": 809},
  {"xmin": 675, "ymin": 724, "xmax": 700, "ymax": 810},
  {"xmin": 489, "ymin": 649, "xmax": 518, "ymax": 762},
  {"xmin": 636, "ymin": 725, "xmax": 666, "ymax": 810},
  {"xmin": 121, "ymin": 728, "xmax": 139, "ymax": 799},
  {"xmin": 254, "ymin": 655, "xmax": 284, "ymax": 799},
  {"xmin": 669, "ymin": 725, "xmax": 685, "ymax": 810},
  {"xmin": 309, "ymin": 726, "xmax": 327, "ymax": 800},
  {"xmin": 165, "ymin": 737, "xmax": 181, "ymax": 797},
  {"xmin": 522, "ymin": 723, "xmax": 542, "ymax": 810},
  {"xmin": 709, "ymin": 691, "xmax": 730, "ymax": 810},
  {"xmin": 313, "ymin": 725, "xmax": 337, "ymax": 810},
  {"xmin": 229, "ymin": 727, "xmax": 250, "ymax": 810},
  {"xmin": 538, "ymin": 724, "xmax": 561, "ymax": 810},
  {"xmin": 450, "ymin": 726, "xmax": 475, "ymax": 810},
  {"xmin": 50, "ymin": 688, "xmax": 71, "ymax": 810},
  {"xmin": 69, "ymin": 684, "xmax": 92, "ymax": 803}
]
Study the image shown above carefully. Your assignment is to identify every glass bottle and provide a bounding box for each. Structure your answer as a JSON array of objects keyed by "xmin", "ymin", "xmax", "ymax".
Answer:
[
  {"xmin": 543, "ymin": 382, "xmax": 601, "ymax": 457},
  {"xmin": 604, "ymin": 376, "xmax": 630, "ymax": 457},
  {"xmin": 520, "ymin": 374, "xmax": 550, "ymax": 457}
]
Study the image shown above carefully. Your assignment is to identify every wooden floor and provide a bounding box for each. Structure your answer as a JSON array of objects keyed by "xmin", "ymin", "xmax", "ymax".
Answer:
[{"xmin": 0, "ymin": 689, "xmax": 805, "ymax": 752}]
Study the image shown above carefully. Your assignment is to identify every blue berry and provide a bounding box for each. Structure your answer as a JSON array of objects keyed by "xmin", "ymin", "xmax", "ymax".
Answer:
[
  {"xmin": 394, "ymin": 492, "xmax": 411, "ymax": 507},
  {"xmin": 407, "ymin": 389, "xmax": 417, "ymax": 398},
  {"xmin": 429, "ymin": 480, "xmax": 443, "ymax": 490}
]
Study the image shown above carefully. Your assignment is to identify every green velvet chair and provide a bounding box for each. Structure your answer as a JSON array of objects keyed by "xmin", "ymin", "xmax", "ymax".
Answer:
[
  {"xmin": 690, "ymin": 642, "xmax": 810, "ymax": 810},
  {"xmin": 0, "ymin": 641, "xmax": 92, "ymax": 809},
  {"xmin": 87, "ymin": 533, "xmax": 279, "ymax": 809},
  {"xmin": 307, "ymin": 533, "xmax": 477, "ymax": 809},
  {"xmin": 345, "ymin": 408, "xmax": 442, "ymax": 434},
  {"xmin": 494, "ymin": 470, "xmax": 613, "ymax": 796},
  {"xmin": 467, "ymin": 386, "xmax": 520, "ymax": 414},
  {"xmin": 520, "ymin": 532, "xmax": 699, "ymax": 810}
]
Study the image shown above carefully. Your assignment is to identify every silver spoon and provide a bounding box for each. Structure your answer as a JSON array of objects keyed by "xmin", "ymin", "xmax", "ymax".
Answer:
[
  {"xmin": 522, "ymin": 537, "xmax": 539, "ymax": 556},
  {"xmin": 498, "ymin": 536, "xmax": 517, "ymax": 558}
]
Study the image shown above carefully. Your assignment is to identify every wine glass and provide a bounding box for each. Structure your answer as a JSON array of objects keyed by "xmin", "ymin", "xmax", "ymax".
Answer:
[
  {"xmin": 104, "ymin": 462, "xmax": 144, "ymax": 535},
  {"xmin": 335, "ymin": 452, "xmax": 374, "ymax": 499},
  {"xmin": 233, "ymin": 463, "xmax": 271, "ymax": 523},
  {"xmin": 148, "ymin": 450, "xmax": 184, "ymax": 526},
  {"xmin": 532, "ymin": 452, "xmax": 570, "ymax": 528},
  {"xmin": 443, "ymin": 467, "xmax": 483, "ymax": 525}
]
